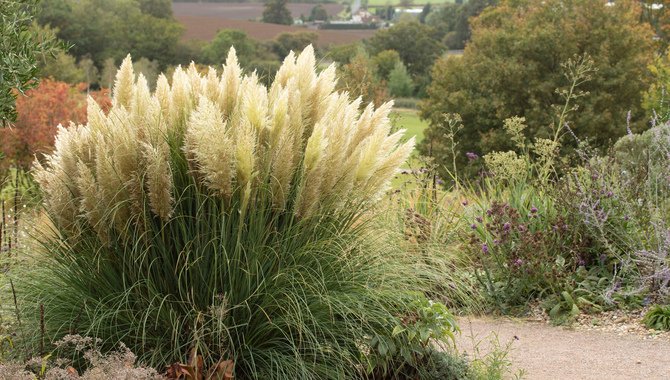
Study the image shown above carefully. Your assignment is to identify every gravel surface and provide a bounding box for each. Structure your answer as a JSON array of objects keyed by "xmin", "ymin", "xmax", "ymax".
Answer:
[{"xmin": 456, "ymin": 316, "xmax": 670, "ymax": 379}]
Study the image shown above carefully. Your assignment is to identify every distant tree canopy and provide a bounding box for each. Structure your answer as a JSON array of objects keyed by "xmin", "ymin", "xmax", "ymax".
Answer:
[
  {"xmin": 420, "ymin": 0, "xmax": 655, "ymax": 175},
  {"xmin": 366, "ymin": 20, "xmax": 444, "ymax": 95},
  {"xmin": 426, "ymin": 0, "xmax": 497, "ymax": 50},
  {"xmin": 309, "ymin": 4, "xmax": 328, "ymax": 21},
  {"xmin": 37, "ymin": 0, "xmax": 183, "ymax": 67},
  {"xmin": 262, "ymin": 0, "xmax": 293, "ymax": 25},
  {"xmin": 272, "ymin": 32, "xmax": 318, "ymax": 59},
  {"xmin": 201, "ymin": 29, "xmax": 259, "ymax": 64},
  {"xmin": 0, "ymin": 79, "xmax": 110, "ymax": 170},
  {"xmin": 1, "ymin": 0, "xmax": 62, "ymax": 125}
]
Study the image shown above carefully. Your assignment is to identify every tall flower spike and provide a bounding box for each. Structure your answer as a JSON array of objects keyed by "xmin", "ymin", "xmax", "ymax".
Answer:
[
  {"xmin": 143, "ymin": 143, "xmax": 174, "ymax": 220},
  {"xmin": 185, "ymin": 97, "xmax": 235, "ymax": 198},
  {"xmin": 218, "ymin": 48, "xmax": 242, "ymax": 119},
  {"xmin": 112, "ymin": 55, "xmax": 135, "ymax": 110}
]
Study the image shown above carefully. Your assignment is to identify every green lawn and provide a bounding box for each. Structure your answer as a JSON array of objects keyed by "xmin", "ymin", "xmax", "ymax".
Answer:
[
  {"xmin": 392, "ymin": 108, "xmax": 428, "ymax": 146},
  {"xmin": 390, "ymin": 108, "xmax": 429, "ymax": 188}
]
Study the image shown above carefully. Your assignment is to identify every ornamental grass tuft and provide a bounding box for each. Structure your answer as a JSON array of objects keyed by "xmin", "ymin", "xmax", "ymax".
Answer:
[{"xmin": 18, "ymin": 46, "xmax": 450, "ymax": 379}]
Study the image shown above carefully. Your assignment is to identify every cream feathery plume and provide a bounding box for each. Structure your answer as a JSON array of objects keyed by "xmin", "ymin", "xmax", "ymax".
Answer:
[
  {"xmin": 218, "ymin": 48, "xmax": 242, "ymax": 119},
  {"xmin": 205, "ymin": 67, "xmax": 220, "ymax": 103},
  {"xmin": 268, "ymin": 87, "xmax": 294, "ymax": 208},
  {"xmin": 312, "ymin": 64, "xmax": 337, "ymax": 122},
  {"xmin": 143, "ymin": 142, "xmax": 174, "ymax": 220},
  {"xmin": 87, "ymin": 96, "xmax": 107, "ymax": 134},
  {"xmin": 187, "ymin": 62, "xmax": 203, "ymax": 96},
  {"xmin": 363, "ymin": 137, "xmax": 415, "ymax": 200},
  {"xmin": 270, "ymin": 130, "xmax": 296, "ymax": 209},
  {"xmin": 268, "ymin": 86, "xmax": 289, "ymax": 146},
  {"xmin": 112, "ymin": 55, "xmax": 135, "ymax": 110},
  {"xmin": 131, "ymin": 73, "xmax": 152, "ymax": 140},
  {"xmin": 155, "ymin": 74, "xmax": 171, "ymax": 123},
  {"xmin": 235, "ymin": 122, "xmax": 257, "ymax": 190},
  {"xmin": 169, "ymin": 66, "xmax": 194, "ymax": 132},
  {"xmin": 238, "ymin": 74, "xmax": 268, "ymax": 135},
  {"xmin": 271, "ymin": 51, "xmax": 296, "ymax": 90},
  {"xmin": 34, "ymin": 124, "xmax": 92, "ymax": 232},
  {"xmin": 75, "ymin": 160, "xmax": 108, "ymax": 242},
  {"xmin": 349, "ymin": 101, "xmax": 393, "ymax": 154},
  {"xmin": 185, "ymin": 97, "xmax": 235, "ymax": 198},
  {"xmin": 295, "ymin": 124, "xmax": 327, "ymax": 218}
]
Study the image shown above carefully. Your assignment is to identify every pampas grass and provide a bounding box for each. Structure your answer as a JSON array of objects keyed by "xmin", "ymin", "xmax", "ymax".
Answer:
[{"xmin": 19, "ymin": 46, "xmax": 437, "ymax": 379}]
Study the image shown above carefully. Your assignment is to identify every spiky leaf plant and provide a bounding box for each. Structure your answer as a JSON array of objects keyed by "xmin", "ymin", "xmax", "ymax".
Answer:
[
  {"xmin": 643, "ymin": 305, "xmax": 670, "ymax": 331},
  {"xmin": 19, "ymin": 46, "xmax": 443, "ymax": 379}
]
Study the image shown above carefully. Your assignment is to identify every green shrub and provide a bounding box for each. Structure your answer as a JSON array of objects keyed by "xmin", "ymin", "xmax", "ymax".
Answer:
[
  {"xmin": 388, "ymin": 61, "xmax": 415, "ymax": 98},
  {"xmin": 19, "ymin": 46, "xmax": 450, "ymax": 379},
  {"xmin": 643, "ymin": 305, "xmax": 670, "ymax": 330}
]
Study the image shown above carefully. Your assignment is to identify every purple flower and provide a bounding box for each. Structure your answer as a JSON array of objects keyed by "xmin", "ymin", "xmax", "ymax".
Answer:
[
  {"xmin": 476, "ymin": 216, "xmax": 483, "ymax": 223},
  {"xmin": 493, "ymin": 239, "xmax": 499, "ymax": 245},
  {"xmin": 436, "ymin": 178, "xmax": 445, "ymax": 185},
  {"xmin": 461, "ymin": 200, "xmax": 468, "ymax": 206},
  {"xmin": 513, "ymin": 258, "xmax": 524, "ymax": 267},
  {"xmin": 624, "ymin": 215, "xmax": 630, "ymax": 221},
  {"xmin": 470, "ymin": 224, "xmax": 477, "ymax": 230},
  {"xmin": 518, "ymin": 224, "xmax": 526, "ymax": 232},
  {"xmin": 486, "ymin": 209, "xmax": 492, "ymax": 216},
  {"xmin": 530, "ymin": 206, "xmax": 538, "ymax": 214},
  {"xmin": 606, "ymin": 191, "xmax": 613, "ymax": 198},
  {"xmin": 481, "ymin": 244, "xmax": 489, "ymax": 254},
  {"xmin": 466, "ymin": 152, "xmax": 479, "ymax": 161},
  {"xmin": 503, "ymin": 222, "xmax": 511, "ymax": 231}
]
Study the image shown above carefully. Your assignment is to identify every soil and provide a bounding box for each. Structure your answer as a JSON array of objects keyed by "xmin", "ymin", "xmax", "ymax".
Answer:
[
  {"xmin": 173, "ymin": 3, "xmax": 376, "ymax": 45},
  {"xmin": 455, "ymin": 316, "xmax": 670, "ymax": 379}
]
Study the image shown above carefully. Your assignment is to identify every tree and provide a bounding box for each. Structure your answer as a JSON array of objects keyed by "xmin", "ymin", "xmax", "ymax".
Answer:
[
  {"xmin": 643, "ymin": 49, "xmax": 670, "ymax": 121},
  {"xmin": 137, "ymin": 0, "xmax": 172, "ymax": 19},
  {"xmin": 337, "ymin": 52, "xmax": 388, "ymax": 107},
  {"xmin": 326, "ymin": 43, "xmax": 362, "ymax": 65},
  {"xmin": 38, "ymin": 51, "xmax": 87, "ymax": 84},
  {"xmin": 419, "ymin": 3, "xmax": 432, "ymax": 24},
  {"xmin": 309, "ymin": 4, "xmax": 328, "ymax": 22},
  {"xmin": 427, "ymin": 0, "xmax": 497, "ymax": 49},
  {"xmin": 262, "ymin": 0, "xmax": 293, "ymax": 25},
  {"xmin": 200, "ymin": 29, "xmax": 258, "ymax": 65},
  {"xmin": 1, "ymin": 0, "xmax": 62, "ymax": 125},
  {"xmin": 273, "ymin": 32, "xmax": 318, "ymax": 59},
  {"xmin": 366, "ymin": 20, "xmax": 444, "ymax": 78},
  {"xmin": 387, "ymin": 61, "xmax": 414, "ymax": 98},
  {"xmin": 0, "ymin": 79, "xmax": 110, "ymax": 170},
  {"xmin": 420, "ymin": 0, "xmax": 655, "ymax": 176},
  {"xmin": 37, "ymin": 0, "xmax": 183, "ymax": 67},
  {"xmin": 372, "ymin": 50, "xmax": 401, "ymax": 81}
]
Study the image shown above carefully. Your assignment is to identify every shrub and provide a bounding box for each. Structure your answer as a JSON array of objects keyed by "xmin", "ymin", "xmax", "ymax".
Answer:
[
  {"xmin": 421, "ymin": 0, "xmax": 655, "ymax": 171},
  {"xmin": 21, "ymin": 46, "xmax": 453, "ymax": 379},
  {"xmin": 388, "ymin": 61, "xmax": 415, "ymax": 98}
]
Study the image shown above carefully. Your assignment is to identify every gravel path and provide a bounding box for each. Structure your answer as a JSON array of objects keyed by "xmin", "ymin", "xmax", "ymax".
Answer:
[{"xmin": 455, "ymin": 317, "xmax": 670, "ymax": 380}]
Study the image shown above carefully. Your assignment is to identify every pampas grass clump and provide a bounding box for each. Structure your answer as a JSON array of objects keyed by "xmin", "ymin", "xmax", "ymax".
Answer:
[{"xmin": 21, "ymin": 46, "xmax": 438, "ymax": 379}]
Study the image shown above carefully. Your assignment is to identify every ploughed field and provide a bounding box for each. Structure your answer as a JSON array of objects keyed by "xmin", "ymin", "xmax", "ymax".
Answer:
[
  {"xmin": 173, "ymin": 2, "xmax": 376, "ymax": 45},
  {"xmin": 173, "ymin": 2, "xmax": 344, "ymax": 20}
]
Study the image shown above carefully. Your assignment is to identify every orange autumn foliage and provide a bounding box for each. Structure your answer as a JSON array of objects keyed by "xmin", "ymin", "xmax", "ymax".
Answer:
[{"xmin": 0, "ymin": 79, "xmax": 111, "ymax": 170}]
